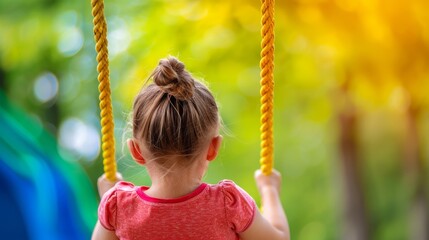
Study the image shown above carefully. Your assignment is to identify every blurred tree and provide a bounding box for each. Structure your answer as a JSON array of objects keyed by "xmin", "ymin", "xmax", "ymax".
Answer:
[
  {"xmin": 380, "ymin": 2, "xmax": 429, "ymax": 239},
  {"xmin": 403, "ymin": 102, "xmax": 428, "ymax": 240},
  {"xmin": 282, "ymin": 0, "xmax": 429, "ymax": 239},
  {"xmin": 335, "ymin": 77, "xmax": 370, "ymax": 240}
]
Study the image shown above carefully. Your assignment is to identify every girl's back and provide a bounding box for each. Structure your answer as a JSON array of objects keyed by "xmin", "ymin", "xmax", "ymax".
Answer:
[{"xmin": 99, "ymin": 181, "xmax": 255, "ymax": 240}]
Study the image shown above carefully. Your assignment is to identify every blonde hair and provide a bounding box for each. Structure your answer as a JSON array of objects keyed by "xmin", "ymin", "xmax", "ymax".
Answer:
[{"xmin": 132, "ymin": 57, "xmax": 219, "ymax": 167}]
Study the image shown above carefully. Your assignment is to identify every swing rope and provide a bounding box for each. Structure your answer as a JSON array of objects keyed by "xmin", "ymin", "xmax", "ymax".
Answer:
[
  {"xmin": 259, "ymin": 0, "xmax": 275, "ymax": 175},
  {"xmin": 91, "ymin": 0, "xmax": 117, "ymax": 181}
]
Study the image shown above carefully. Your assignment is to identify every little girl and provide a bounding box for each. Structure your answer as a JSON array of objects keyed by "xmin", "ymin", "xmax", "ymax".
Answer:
[{"xmin": 92, "ymin": 57, "xmax": 290, "ymax": 240}]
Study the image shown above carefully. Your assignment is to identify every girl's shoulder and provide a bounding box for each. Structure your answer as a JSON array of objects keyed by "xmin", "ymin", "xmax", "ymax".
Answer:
[
  {"xmin": 211, "ymin": 179, "xmax": 247, "ymax": 192},
  {"xmin": 209, "ymin": 179, "xmax": 256, "ymax": 205},
  {"xmin": 112, "ymin": 181, "xmax": 137, "ymax": 191},
  {"xmin": 208, "ymin": 180, "xmax": 257, "ymax": 233},
  {"xmin": 100, "ymin": 181, "xmax": 141, "ymax": 206},
  {"xmin": 98, "ymin": 181, "xmax": 139, "ymax": 230}
]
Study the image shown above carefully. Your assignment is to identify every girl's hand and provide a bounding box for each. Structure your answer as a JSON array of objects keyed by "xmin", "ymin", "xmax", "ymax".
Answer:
[
  {"xmin": 97, "ymin": 173, "xmax": 123, "ymax": 198},
  {"xmin": 254, "ymin": 169, "xmax": 282, "ymax": 194}
]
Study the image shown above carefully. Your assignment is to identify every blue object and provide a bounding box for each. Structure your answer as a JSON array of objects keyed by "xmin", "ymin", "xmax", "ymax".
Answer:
[{"xmin": 0, "ymin": 91, "xmax": 98, "ymax": 240}]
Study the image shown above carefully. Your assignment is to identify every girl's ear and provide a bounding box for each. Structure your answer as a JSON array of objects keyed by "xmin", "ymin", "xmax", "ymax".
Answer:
[
  {"xmin": 206, "ymin": 135, "xmax": 223, "ymax": 161},
  {"xmin": 127, "ymin": 139, "xmax": 146, "ymax": 165}
]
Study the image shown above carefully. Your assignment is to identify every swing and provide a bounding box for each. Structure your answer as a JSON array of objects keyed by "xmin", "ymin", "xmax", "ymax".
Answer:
[{"xmin": 91, "ymin": 0, "xmax": 275, "ymax": 181}]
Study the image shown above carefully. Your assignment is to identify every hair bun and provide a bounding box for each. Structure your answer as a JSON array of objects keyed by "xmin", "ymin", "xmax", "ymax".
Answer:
[{"xmin": 152, "ymin": 57, "xmax": 195, "ymax": 100}]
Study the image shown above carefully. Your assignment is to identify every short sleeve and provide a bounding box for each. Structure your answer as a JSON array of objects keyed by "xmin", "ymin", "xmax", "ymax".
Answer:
[
  {"xmin": 221, "ymin": 180, "xmax": 256, "ymax": 233},
  {"xmin": 98, "ymin": 184, "xmax": 118, "ymax": 231}
]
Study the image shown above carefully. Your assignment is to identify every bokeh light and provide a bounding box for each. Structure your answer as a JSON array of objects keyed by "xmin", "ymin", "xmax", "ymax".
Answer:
[
  {"xmin": 33, "ymin": 72, "xmax": 59, "ymax": 103},
  {"xmin": 59, "ymin": 118, "xmax": 100, "ymax": 162}
]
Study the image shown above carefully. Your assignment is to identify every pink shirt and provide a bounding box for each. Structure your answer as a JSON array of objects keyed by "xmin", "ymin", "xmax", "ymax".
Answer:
[{"xmin": 99, "ymin": 180, "xmax": 256, "ymax": 240}]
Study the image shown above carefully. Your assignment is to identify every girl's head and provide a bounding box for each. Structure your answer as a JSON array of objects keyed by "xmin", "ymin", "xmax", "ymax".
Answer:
[{"xmin": 130, "ymin": 56, "xmax": 220, "ymax": 168}]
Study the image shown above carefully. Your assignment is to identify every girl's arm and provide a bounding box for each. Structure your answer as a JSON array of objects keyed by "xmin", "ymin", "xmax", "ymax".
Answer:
[
  {"xmin": 92, "ymin": 173, "xmax": 123, "ymax": 240},
  {"xmin": 239, "ymin": 169, "xmax": 290, "ymax": 240},
  {"xmin": 92, "ymin": 221, "xmax": 118, "ymax": 240}
]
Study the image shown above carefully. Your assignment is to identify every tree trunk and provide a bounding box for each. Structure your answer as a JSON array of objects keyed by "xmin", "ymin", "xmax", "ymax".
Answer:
[
  {"xmin": 336, "ymin": 82, "xmax": 370, "ymax": 240},
  {"xmin": 404, "ymin": 104, "xmax": 429, "ymax": 240}
]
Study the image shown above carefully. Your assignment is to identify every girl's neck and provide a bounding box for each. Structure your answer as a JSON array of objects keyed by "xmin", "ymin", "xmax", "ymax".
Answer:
[
  {"xmin": 146, "ymin": 177, "xmax": 201, "ymax": 199},
  {"xmin": 145, "ymin": 159, "xmax": 208, "ymax": 199}
]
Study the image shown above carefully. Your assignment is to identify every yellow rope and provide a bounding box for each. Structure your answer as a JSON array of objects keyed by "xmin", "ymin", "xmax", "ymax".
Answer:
[
  {"xmin": 260, "ymin": 0, "xmax": 275, "ymax": 175},
  {"xmin": 91, "ymin": 0, "xmax": 117, "ymax": 181}
]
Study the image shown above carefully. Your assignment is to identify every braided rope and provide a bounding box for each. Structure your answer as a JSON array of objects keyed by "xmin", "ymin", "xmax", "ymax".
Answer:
[
  {"xmin": 91, "ymin": 0, "xmax": 117, "ymax": 181},
  {"xmin": 260, "ymin": 0, "xmax": 275, "ymax": 175}
]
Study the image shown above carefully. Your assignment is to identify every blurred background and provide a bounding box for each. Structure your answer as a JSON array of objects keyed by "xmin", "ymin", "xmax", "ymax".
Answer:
[{"xmin": 0, "ymin": 0, "xmax": 428, "ymax": 239}]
